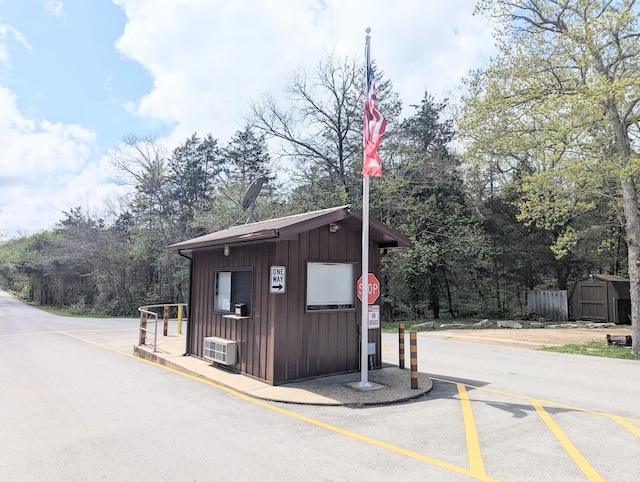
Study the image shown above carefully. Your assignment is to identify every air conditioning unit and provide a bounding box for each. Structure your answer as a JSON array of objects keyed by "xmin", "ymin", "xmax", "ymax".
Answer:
[{"xmin": 203, "ymin": 337, "xmax": 237, "ymax": 365}]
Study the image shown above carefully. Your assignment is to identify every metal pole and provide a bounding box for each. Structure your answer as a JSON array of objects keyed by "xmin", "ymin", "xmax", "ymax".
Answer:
[
  {"xmin": 399, "ymin": 322, "xmax": 405, "ymax": 369},
  {"xmin": 163, "ymin": 305, "xmax": 169, "ymax": 336},
  {"xmin": 410, "ymin": 331, "xmax": 418, "ymax": 389},
  {"xmin": 359, "ymin": 30, "xmax": 372, "ymax": 388},
  {"xmin": 177, "ymin": 304, "xmax": 183, "ymax": 334},
  {"xmin": 360, "ymin": 176, "xmax": 371, "ymax": 387}
]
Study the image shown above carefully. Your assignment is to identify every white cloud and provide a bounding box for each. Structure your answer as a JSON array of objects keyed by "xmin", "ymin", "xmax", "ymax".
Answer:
[
  {"xmin": 114, "ymin": 0, "xmax": 496, "ymax": 142},
  {"xmin": 44, "ymin": 0, "xmax": 64, "ymax": 17},
  {"xmin": 0, "ymin": 86, "xmax": 125, "ymax": 236},
  {"xmin": 0, "ymin": 22, "xmax": 31, "ymax": 69}
]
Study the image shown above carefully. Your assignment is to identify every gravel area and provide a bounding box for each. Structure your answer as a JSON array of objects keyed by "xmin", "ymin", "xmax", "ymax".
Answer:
[{"xmin": 421, "ymin": 326, "xmax": 633, "ymax": 349}]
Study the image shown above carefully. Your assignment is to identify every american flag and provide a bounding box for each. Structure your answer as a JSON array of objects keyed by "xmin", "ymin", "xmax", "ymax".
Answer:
[{"xmin": 362, "ymin": 65, "xmax": 386, "ymax": 177}]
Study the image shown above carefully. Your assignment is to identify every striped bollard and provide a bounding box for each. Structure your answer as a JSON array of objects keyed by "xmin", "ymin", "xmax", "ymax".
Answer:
[
  {"xmin": 163, "ymin": 305, "xmax": 169, "ymax": 336},
  {"xmin": 398, "ymin": 322, "xmax": 405, "ymax": 369},
  {"xmin": 139, "ymin": 312, "xmax": 147, "ymax": 345},
  {"xmin": 410, "ymin": 331, "xmax": 418, "ymax": 389}
]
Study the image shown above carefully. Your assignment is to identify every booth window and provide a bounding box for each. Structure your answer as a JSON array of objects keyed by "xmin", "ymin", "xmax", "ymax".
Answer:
[
  {"xmin": 214, "ymin": 269, "xmax": 252, "ymax": 314},
  {"xmin": 306, "ymin": 262, "xmax": 355, "ymax": 311}
]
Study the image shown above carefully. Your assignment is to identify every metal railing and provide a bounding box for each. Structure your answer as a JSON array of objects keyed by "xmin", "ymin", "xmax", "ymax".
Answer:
[{"xmin": 137, "ymin": 303, "xmax": 188, "ymax": 353}]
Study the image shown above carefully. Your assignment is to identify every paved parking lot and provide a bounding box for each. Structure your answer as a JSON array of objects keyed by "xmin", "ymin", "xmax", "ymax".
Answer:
[{"xmin": 61, "ymin": 325, "xmax": 640, "ymax": 481}]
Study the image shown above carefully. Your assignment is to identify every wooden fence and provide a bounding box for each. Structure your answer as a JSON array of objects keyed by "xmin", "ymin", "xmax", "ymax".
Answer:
[{"xmin": 527, "ymin": 290, "xmax": 568, "ymax": 321}]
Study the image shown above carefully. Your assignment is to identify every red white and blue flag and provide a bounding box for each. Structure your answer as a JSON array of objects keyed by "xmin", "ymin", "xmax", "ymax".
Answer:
[{"xmin": 362, "ymin": 65, "xmax": 386, "ymax": 177}]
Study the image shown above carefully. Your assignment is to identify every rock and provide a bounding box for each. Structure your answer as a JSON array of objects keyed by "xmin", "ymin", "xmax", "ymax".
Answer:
[
  {"xmin": 413, "ymin": 321, "xmax": 435, "ymax": 330},
  {"xmin": 439, "ymin": 323, "xmax": 467, "ymax": 330},
  {"xmin": 497, "ymin": 320, "xmax": 522, "ymax": 329},
  {"xmin": 530, "ymin": 322, "xmax": 545, "ymax": 329},
  {"xmin": 473, "ymin": 319, "xmax": 493, "ymax": 329},
  {"xmin": 553, "ymin": 323, "xmax": 579, "ymax": 329}
]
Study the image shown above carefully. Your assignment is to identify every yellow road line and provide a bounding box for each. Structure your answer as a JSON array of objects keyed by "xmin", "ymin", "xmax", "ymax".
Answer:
[
  {"xmin": 429, "ymin": 376, "xmax": 640, "ymax": 424},
  {"xmin": 608, "ymin": 414, "xmax": 640, "ymax": 438},
  {"xmin": 457, "ymin": 383, "xmax": 487, "ymax": 478},
  {"xmin": 0, "ymin": 327, "xmax": 136, "ymax": 339},
  {"xmin": 530, "ymin": 398, "xmax": 604, "ymax": 482},
  {"xmin": 64, "ymin": 331, "xmax": 497, "ymax": 481}
]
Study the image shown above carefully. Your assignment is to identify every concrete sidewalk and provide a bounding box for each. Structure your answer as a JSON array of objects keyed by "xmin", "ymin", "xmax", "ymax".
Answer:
[{"xmin": 133, "ymin": 333, "xmax": 433, "ymax": 406}]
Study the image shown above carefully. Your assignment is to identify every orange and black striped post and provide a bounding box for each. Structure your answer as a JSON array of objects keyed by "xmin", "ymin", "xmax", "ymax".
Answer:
[
  {"xmin": 410, "ymin": 331, "xmax": 418, "ymax": 389},
  {"xmin": 139, "ymin": 311, "xmax": 147, "ymax": 345},
  {"xmin": 163, "ymin": 305, "xmax": 169, "ymax": 336},
  {"xmin": 398, "ymin": 322, "xmax": 405, "ymax": 369}
]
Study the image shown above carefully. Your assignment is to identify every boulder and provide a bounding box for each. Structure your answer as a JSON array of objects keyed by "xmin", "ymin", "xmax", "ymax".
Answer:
[
  {"xmin": 497, "ymin": 320, "xmax": 523, "ymax": 329},
  {"xmin": 530, "ymin": 322, "xmax": 545, "ymax": 329},
  {"xmin": 413, "ymin": 321, "xmax": 435, "ymax": 330},
  {"xmin": 473, "ymin": 319, "xmax": 493, "ymax": 329},
  {"xmin": 439, "ymin": 323, "xmax": 467, "ymax": 330}
]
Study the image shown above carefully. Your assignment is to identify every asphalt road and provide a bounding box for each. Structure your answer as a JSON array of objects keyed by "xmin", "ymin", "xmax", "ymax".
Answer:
[{"xmin": 1, "ymin": 290, "xmax": 639, "ymax": 481}]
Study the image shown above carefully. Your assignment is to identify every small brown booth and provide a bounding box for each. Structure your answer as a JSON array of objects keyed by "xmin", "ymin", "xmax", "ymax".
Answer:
[
  {"xmin": 569, "ymin": 274, "xmax": 631, "ymax": 324},
  {"xmin": 168, "ymin": 205, "xmax": 411, "ymax": 385}
]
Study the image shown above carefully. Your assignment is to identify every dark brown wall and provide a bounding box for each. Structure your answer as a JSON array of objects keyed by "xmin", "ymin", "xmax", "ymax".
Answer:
[{"xmin": 187, "ymin": 223, "xmax": 381, "ymax": 385}]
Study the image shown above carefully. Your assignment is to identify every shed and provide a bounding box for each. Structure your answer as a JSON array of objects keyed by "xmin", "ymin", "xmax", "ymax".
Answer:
[
  {"xmin": 168, "ymin": 205, "xmax": 411, "ymax": 385},
  {"xmin": 569, "ymin": 274, "xmax": 631, "ymax": 324}
]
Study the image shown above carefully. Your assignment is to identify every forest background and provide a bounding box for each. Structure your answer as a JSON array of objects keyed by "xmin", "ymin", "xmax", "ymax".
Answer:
[{"xmin": 0, "ymin": 1, "xmax": 637, "ymax": 342}]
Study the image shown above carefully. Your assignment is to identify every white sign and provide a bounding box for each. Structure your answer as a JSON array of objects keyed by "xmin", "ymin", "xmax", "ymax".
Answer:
[
  {"xmin": 270, "ymin": 266, "xmax": 286, "ymax": 293},
  {"xmin": 367, "ymin": 305, "xmax": 380, "ymax": 329}
]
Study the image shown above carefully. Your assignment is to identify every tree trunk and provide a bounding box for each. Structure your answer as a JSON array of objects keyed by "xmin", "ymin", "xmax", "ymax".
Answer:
[{"xmin": 621, "ymin": 178, "xmax": 640, "ymax": 355}]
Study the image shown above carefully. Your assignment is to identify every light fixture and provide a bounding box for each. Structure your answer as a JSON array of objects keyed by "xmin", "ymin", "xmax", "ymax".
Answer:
[
  {"xmin": 223, "ymin": 244, "xmax": 230, "ymax": 256},
  {"xmin": 329, "ymin": 223, "xmax": 340, "ymax": 233}
]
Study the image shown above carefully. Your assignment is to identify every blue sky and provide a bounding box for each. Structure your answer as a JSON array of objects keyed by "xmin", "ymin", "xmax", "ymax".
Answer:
[
  {"xmin": 0, "ymin": 0, "xmax": 496, "ymax": 238},
  {"xmin": 2, "ymin": 0, "xmax": 156, "ymax": 151}
]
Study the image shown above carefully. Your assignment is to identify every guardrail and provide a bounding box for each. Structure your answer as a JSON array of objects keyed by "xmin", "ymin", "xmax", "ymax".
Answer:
[{"xmin": 138, "ymin": 303, "xmax": 188, "ymax": 353}]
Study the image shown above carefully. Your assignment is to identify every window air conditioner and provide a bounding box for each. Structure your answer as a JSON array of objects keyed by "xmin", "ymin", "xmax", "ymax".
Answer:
[{"xmin": 203, "ymin": 337, "xmax": 237, "ymax": 365}]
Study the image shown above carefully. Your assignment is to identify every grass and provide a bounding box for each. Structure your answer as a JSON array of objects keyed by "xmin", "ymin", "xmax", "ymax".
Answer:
[
  {"xmin": 25, "ymin": 302, "xmax": 109, "ymax": 318},
  {"xmin": 541, "ymin": 340, "xmax": 640, "ymax": 360}
]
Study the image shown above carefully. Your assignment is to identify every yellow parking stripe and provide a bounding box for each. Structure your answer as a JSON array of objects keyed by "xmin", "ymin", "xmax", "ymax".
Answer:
[
  {"xmin": 430, "ymin": 376, "xmax": 640, "ymax": 424},
  {"xmin": 530, "ymin": 399, "xmax": 604, "ymax": 482},
  {"xmin": 457, "ymin": 384, "xmax": 487, "ymax": 478},
  {"xmin": 608, "ymin": 415, "xmax": 640, "ymax": 438}
]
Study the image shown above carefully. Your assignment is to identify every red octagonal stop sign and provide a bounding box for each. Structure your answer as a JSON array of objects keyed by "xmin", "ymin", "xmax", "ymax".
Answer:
[{"xmin": 357, "ymin": 273, "xmax": 380, "ymax": 304}]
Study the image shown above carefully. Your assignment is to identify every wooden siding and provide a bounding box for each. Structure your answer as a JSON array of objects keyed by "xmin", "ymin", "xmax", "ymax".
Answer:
[
  {"xmin": 187, "ymin": 222, "xmax": 382, "ymax": 385},
  {"xmin": 527, "ymin": 290, "xmax": 568, "ymax": 321}
]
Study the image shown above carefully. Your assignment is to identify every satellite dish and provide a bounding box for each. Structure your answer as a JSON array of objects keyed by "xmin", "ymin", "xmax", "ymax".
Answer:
[
  {"xmin": 227, "ymin": 177, "xmax": 268, "ymax": 226},
  {"xmin": 241, "ymin": 177, "xmax": 266, "ymax": 210}
]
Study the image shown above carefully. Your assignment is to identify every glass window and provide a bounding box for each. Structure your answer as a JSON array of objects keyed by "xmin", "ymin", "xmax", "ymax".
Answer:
[
  {"xmin": 214, "ymin": 269, "xmax": 252, "ymax": 314},
  {"xmin": 306, "ymin": 262, "xmax": 355, "ymax": 311}
]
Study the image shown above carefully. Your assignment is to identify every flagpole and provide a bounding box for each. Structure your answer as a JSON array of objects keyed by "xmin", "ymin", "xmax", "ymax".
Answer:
[{"xmin": 359, "ymin": 28, "xmax": 372, "ymax": 388}]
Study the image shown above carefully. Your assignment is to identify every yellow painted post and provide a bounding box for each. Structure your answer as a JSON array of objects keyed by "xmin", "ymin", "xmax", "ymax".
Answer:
[
  {"xmin": 139, "ymin": 312, "xmax": 147, "ymax": 345},
  {"xmin": 410, "ymin": 331, "xmax": 418, "ymax": 389},
  {"xmin": 398, "ymin": 322, "xmax": 405, "ymax": 369},
  {"xmin": 177, "ymin": 305, "xmax": 183, "ymax": 334},
  {"xmin": 163, "ymin": 305, "xmax": 169, "ymax": 336}
]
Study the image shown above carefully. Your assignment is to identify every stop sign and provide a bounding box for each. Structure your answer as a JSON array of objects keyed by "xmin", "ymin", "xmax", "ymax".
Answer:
[{"xmin": 357, "ymin": 273, "xmax": 380, "ymax": 304}]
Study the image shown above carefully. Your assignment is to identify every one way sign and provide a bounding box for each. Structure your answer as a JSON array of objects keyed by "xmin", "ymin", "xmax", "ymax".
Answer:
[{"xmin": 270, "ymin": 266, "xmax": 286, "ymax": 293}]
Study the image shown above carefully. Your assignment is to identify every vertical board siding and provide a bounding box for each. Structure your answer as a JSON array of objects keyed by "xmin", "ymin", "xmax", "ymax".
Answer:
[
  {"xmin": 188, "ymin": 223, "xmax": 384, "ymax": 385},
  {"xmin": 527, "ymin": 290, "xmax": 568, "ymax": 321}
]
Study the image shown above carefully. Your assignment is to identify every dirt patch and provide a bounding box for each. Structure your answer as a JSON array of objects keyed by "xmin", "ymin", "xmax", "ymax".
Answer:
[{"xmin": 421, "ymin": 327, "xmax": 633, "ymax": 350}]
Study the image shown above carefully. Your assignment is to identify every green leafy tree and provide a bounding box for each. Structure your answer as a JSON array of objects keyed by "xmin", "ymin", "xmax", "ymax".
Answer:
[
  {"xmin": 460, "ymin": 0, "xmax": 640, "ymax": 353},
  {"xmin": 168, "ymin": 133, "xmax": 225, "ymax": 238},
  {"xmin": 376, "ymin": 92, "xmax": 488, "ymax": 319}
]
